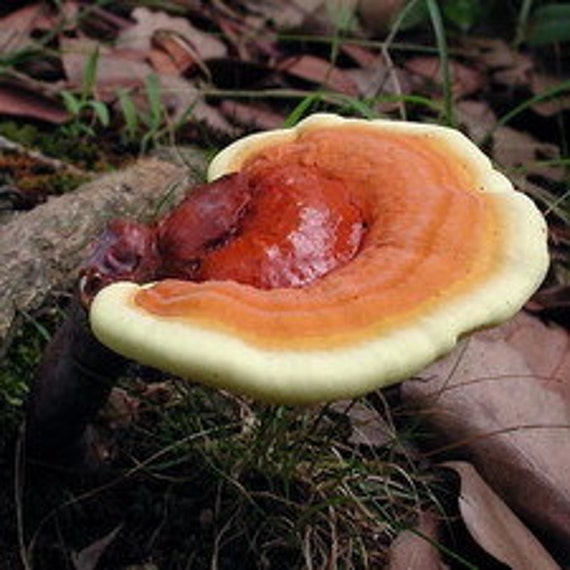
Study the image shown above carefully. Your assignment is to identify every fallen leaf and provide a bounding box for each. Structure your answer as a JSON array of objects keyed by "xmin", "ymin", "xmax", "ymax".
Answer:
[
  {"xmin": 71, "ymin": 524, "xmax": 123, "ymax": 570},
  {"xmin": 0, "ymin": 77, "xmax": 69, "ymax": 123},
  {"xmin": 462, "ymin": 37, "xmax": 533, "ymax": 87},
  {"xmin": 444, "ymin": 462, "xmax": 559, "ymax": 570},
  {"xmin": 455, "ymin": 100, "xmax": 497, "ymax": 144},
  {"xmin": 387, "ymin": 510, "xmax": 447, "ymax": 570},
  {"xmin": 0, "ymin": 2, "xmax": 77, "ymax": 53},
  {"xmin": 492, "ymin": 125, "xmax": 564, "ymax": 181},
  {"xmin": 340, "ymin": 43, "xmax": 379, "ymax": 68},
  {"xmin": 278, "ymin": 54, "xmax": 359, "ymax": 95},
  {"xmin": 158, "ymin": 74, "xmax": 236, "ymax": 136},
  {"xmin": 346, "ymin": 54, "xmax": 411, "ymax": 103},
  {"xmin": 118, "ymin": 6, "xmax": 226, "ymax": 61},
  {"xmin": 530, "ymin": 72, "xmax": 570, "ymax": 117},
  {"xmin": 219, "ymin": 100, "xmax": 285, "ymax": 131},
  {"xmin": 404, "ymin": 56, "xmax": 484, "ymax": 98},
  {"xmin": 60, "ymin": 37, "xmax": 152, "ymax": 97},
  {"xmin": 150, "ymin": 31, "xmax": 201, "ymax": 76},
  {"xmin": 401, "ymin": 311, "xmax": 570, "ymax": 558}
]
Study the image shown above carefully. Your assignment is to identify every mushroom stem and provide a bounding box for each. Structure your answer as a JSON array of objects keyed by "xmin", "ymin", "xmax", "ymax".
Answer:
[{"xmin": 25, "ymin": 296, "xmax": 128, "ymax": 466}]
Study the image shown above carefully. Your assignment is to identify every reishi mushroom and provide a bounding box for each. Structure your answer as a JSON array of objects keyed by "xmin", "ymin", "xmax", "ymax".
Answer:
[{"xmin": 88, "ymin": 113, "xmax": 549, "ymax": 405}]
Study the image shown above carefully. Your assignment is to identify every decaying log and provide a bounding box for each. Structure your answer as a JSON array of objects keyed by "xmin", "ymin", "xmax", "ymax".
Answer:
[{"xmin": 0, "ymin": 155, "xmax": 205, "ymax": 355}]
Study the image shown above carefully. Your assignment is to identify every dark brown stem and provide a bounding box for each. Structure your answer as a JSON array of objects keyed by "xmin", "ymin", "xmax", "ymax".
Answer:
[{"xmin": 25, "ymin": 296, "xmax": 128, "ymax": 466}]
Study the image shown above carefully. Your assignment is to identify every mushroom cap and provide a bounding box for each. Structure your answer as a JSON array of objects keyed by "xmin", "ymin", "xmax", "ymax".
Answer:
[{"xmin": 90, "ymin": 114, "xmax": 549, "ymax": 404}]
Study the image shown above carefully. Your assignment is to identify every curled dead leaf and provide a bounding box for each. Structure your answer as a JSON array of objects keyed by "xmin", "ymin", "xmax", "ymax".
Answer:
[{"xmin": 443, "ymin": 461, "xmax": 559, "ymax": 570}]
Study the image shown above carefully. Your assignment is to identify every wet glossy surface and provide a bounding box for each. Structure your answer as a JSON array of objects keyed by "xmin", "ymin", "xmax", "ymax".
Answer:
[{"xmin": 199, "ymin": 164, "xmax": 364, "ymax": 288}]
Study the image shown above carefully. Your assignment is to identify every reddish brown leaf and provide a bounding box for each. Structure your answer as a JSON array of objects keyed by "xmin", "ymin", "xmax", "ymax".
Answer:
[
  {"xmin": 278, "ymin": 55, "xmax": 359, "ymax": 96},
  {"xmin": 401, "ymin": 311, "xmax": 570, "ymax": 556},
  {"xmin": 0, "ymin": 2, "xmax": 77, "ymax": 53},
  {"xmin": 150, "ymin": 31, "xmax": 200, "ymax": 76},
  {"xmin": 340, "ymin": 43, "xmax": 379, "ymax": 68},
  {"xmin": 219, "ymin": 101, "xmax": 285, "ymax": 131},
  {"xmin": 60, "ymin": 37, "xmax": 231, "ymax": 134},
  {"xmin": 0, "ymin": 79, "xmax": 68, "ymax": 123},
  {"xmin": 404, "ymin": 56, "xmax": 484, "ymax": 98},
  {"xmin": 444, "ymin": 462, "xmax": 559, "ymax": 570}
]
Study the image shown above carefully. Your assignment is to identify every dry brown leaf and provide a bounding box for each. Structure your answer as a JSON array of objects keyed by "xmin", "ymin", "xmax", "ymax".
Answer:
[
  {"xmin": 0, "ymin": 2, "xmax": 77, "ymax": 53},
  {"xmin": 455, "ymin": 100, "xmax": 497, "ymax": 144},
  {"xmin": 0, "ymin": 78, "xmax": 69, "ymax": 123},
  {"xmin": 278, "ymin": 54, "xmax": 359, "ymax": 95},
  {"xmin": 401, "ymin": 311, "xmax": 570, "ymax": 557},
  {"xmin": 404, "ymin": 56, "xmax": 484, "ymax": 98},
  {"xmin": 444, "ymin": 461, "xmax": 560, "ymax": 570},
  {"xmin": 347, "ymin": 62, "xmax": 410, "ymax": 105},
  {"xmin": 219, "ymin": 100, "xmax": 285, "ymax": 131},
  {"xmin": 158, "ymin": 75, "xmax": 235, "ymax": 136},
  {"xmin": 387, "ymin": 510, "xmax": 447, "ymax": 570},
  {"xmin": 118, "ymin": 6, "xmax": 226, "ymax": 61},
  {"xmin": 150, "ymin": 31, "xmax": 200, "ymax": 76},
  {"xmin": 340, "ymin": 43, "xmax": 379, "ymax": 67},
  {"xmin": 59, "ymin": 36, "xmax": 232, "ymax": 134},
  {"xmin": 462, "ymin": 37, "xmax": 533, "ymax": 87},
  {"xmin": 530, "ymin": 73, "xmax": 570, "ymax": 117},
  {"xmin": 60, "ymin": 37, "xmax": 152, "ymax": 97},
  {"xmin": 493, "ymin": 125, "xmax": 564, "ymax": 182}
]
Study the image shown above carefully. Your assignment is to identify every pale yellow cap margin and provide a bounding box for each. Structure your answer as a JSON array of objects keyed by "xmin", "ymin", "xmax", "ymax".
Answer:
[{"xmin": 89, "ymin": 114, "xmax": 549, "ymax": 404}]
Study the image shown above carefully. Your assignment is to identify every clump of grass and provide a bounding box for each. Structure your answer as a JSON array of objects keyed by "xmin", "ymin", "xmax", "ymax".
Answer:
[{"xmin": 18, "ymin": 383, "xmax": 439, "ymax": 568}]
